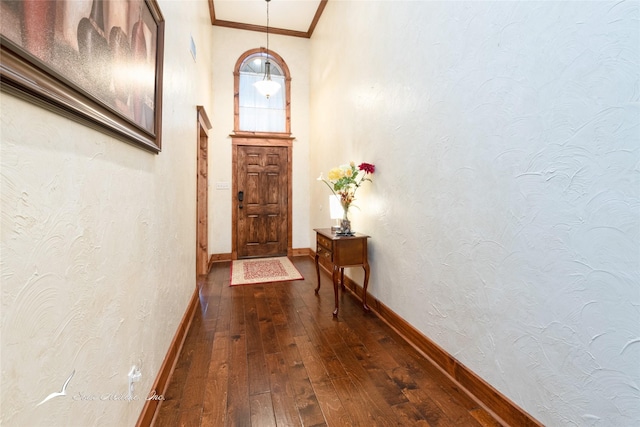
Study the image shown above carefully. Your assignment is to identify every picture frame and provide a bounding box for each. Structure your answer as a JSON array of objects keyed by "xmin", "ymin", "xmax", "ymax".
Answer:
[{"xmin": 0, "ymin": 0, "xmax": 165, "ymax": 153}]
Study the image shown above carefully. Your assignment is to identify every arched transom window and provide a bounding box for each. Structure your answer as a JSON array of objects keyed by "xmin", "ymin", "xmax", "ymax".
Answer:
[{"xmin": 234, "ymin": 48, "xmax": 291, "ymax": 134}]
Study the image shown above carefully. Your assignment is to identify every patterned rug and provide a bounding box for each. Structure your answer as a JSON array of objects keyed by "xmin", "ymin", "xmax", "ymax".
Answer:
[{"xmin": 230, "ymin": 256, "xmax": 304, "ymax": 286}]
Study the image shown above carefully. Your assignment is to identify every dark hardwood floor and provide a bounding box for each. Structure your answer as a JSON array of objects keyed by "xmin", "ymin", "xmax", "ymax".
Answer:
[{"xmin": 152, "ymin": 256, "xmax": 502, "ymax": 427}]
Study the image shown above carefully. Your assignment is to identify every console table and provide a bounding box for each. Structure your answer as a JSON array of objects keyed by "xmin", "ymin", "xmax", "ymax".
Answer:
[{"xmin": 314, "ymin": 228, "xmax": 370, "ymax": 316}]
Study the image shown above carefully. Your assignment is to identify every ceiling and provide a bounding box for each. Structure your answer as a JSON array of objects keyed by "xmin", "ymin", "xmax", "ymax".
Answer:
[{"xmin": 209, "ymin": 0, "xmax": 328, "ymax": 38}]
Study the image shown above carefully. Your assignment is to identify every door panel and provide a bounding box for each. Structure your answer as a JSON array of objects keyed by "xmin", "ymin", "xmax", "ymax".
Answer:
[{"xmin": 237, "ymin": 146, "xmax": 288, "ymax": 258}]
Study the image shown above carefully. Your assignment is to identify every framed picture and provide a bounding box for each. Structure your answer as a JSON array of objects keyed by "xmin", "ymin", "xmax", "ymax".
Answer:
[{"xmin": 0, "ymin": 0, "xmax": 164, "ymax": 153}]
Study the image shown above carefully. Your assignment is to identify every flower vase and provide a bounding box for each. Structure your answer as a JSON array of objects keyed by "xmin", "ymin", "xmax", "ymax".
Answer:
[{"xmin": 340, "ymin": 207, "xmax": 352, "ymax": 235}]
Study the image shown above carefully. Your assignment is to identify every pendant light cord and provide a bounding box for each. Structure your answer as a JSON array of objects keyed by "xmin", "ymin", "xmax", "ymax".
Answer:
[
  {"xmin": 254, "ymin": 0, "xmax": 280, "ymax": 97},
  {"xmin": 266, "ymin": 0, "xmax": 271, "ymax": 56},
  {"xmin": 265, "ymin": 0, "xmax": 272, "ymax": 80}
]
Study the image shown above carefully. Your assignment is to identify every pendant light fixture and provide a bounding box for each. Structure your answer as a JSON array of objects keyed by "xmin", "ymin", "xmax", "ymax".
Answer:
[{"xmin": 254, "ymin": 0, "xmax": 281, "ymax": 99}]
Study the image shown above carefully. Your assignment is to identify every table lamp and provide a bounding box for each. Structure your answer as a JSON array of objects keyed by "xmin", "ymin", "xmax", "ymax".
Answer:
[{"xmin": 329, "ymin": 195, "xmax": 343, "ymax": 233}]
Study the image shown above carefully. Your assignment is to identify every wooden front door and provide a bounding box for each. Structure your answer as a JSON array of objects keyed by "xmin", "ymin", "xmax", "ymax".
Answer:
[{"xmin": 236, "ymin": 145, "xmax": 288, "ymax": 258}]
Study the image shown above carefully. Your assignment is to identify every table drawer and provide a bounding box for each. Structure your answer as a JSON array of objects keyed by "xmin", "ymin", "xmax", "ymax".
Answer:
[
  {"xmin": 317, "ymin": 233, "xmax": 333, "ymax": 249},
  {"xmin": 316, "ymin": 244, "xmax": 332, "ymax": 261}
]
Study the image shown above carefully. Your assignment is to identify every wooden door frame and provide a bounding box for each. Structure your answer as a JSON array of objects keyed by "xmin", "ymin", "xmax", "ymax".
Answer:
[
  {"xmin": 231, "ymin": 132, "xmax": 294, "ymax": 260},
  {"xmin": 196, "ymin": 106, "xmax": 212, "ymax": 276}
]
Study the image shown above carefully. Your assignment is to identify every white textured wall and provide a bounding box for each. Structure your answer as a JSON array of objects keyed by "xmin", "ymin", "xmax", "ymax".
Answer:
[
  {"xmin": 0, "ymin": 1, "xmax": 214, "ymax": 425},
  {"xmin": 310, "ymin": 1, "xmax": 639, "ymax": 425},
  {"xmin": 208, "ymin": 26, "xmax": 310, "ymax": 254}
]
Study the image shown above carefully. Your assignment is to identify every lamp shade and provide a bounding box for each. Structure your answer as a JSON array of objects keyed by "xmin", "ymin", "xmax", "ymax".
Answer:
[
  {"xmin": 254, "ymin": 79, "xmax": 281, "ymax": 98},
  {"xmin": 329, "ymin": 195, "xmax": 343, "ymax": 220}
]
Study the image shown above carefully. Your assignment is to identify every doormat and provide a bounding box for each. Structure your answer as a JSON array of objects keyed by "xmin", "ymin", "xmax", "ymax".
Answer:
[{"xmin": 230, "ymin": 257, "xmax": 303, "ymax": 286}]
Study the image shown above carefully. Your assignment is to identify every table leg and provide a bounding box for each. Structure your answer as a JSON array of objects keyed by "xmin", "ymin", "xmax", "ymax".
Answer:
[
  {"xmin": 314, "ymin": 252, "xmax": 321, "ymax": 294},
  {"xmin": 362, "ymin": 262, "xmax": 371, "ymax": 312},
  {"xmin": 332, "ymin": 265, "xmax": 340, "ymax": 316},
  {"xmin": 340, "ymin": 268, "xmax": 346, "ymax": 291}
]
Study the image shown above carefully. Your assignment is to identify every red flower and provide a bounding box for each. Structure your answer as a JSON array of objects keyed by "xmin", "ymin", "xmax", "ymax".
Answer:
[{"xmin": 358, "ymin": 162, "xmax": 375, "ymax": 174}]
